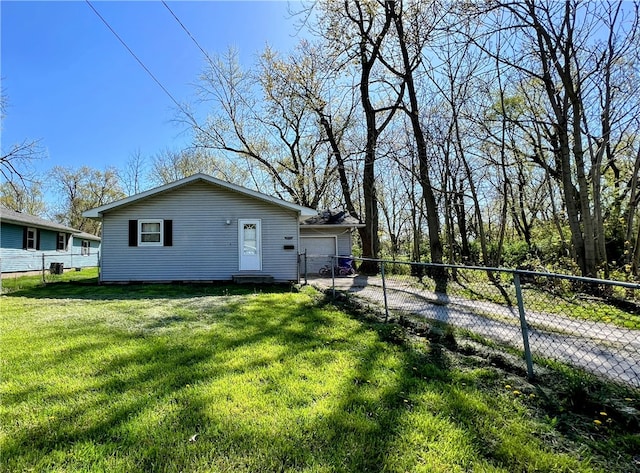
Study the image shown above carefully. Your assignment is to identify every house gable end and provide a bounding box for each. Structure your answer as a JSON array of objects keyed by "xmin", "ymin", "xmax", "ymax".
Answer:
[{"xmin": 84, "ymin": 174, "xmax": 316, "ymax": 219}]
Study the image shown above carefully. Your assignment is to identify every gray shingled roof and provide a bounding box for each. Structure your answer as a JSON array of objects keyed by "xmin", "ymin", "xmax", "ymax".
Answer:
[
  {"xmin": 301, "ymin": 209, "xmax": 363, "ymax": 227},
  {"xmin": 0, "ymin": 207, "xmax": 101, "ymax": 241}
]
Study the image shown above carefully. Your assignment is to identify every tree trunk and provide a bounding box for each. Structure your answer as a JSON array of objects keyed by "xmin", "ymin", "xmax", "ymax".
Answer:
[
  {"xmin": 358, "ymin": 121, "xmax": 382, "ymax": 274},
  {"xmin": 453, "ymin": 184, "xmax": 471, "ymax": 262},
  {"xmin": 525, "ymin": 0, "xmax": 593, "ymax": 276},
  {"xmin": 626, "ymin": 147, "xmax": 640, "ymax": 275},
  {"xmin": 317, "ymin": 112, "xmax": 359, "ymax": 221},
  {"xmin": 348, "ymin": 0, "xmax": 399, "ymax": 275},
  {"xmin": 389, "ymin": 9, "xmax": 443, "ymax": 264},
  {"xmin": 633, "ymin": 218, "xmax": 640, "ymax": 277}
]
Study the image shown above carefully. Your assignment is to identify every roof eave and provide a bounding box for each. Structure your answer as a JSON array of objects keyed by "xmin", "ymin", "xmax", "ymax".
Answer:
[
  {"xmin": 300, "ymin": 224, "xmax": 365, "ymax": 229},
  {"xmin": 73, "ymin": 232, "xmax": 101, "ymax": 241},
  {"xmin": 1, "ymin": 216, "xmax": 79, "ymax": 234}
]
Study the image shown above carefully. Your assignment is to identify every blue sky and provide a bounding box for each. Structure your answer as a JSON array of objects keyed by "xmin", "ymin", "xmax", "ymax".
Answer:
[{"xmin": 1, "ymin": 1, "xmax": 301, "ymax": 179}]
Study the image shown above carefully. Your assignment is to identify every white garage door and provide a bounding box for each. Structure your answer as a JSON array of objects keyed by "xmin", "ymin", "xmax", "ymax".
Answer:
[{"xmin": 300, "ymin": 236, "xmax": 336, "ymax": 274}]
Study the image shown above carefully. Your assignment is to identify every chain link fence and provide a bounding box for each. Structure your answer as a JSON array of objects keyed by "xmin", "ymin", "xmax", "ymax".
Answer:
[
  {"xmin": 0, "ymin": 251, "xmax": 100, "ymax": 286},
  {"xmin": 302, "ymin": 255, "xmax": 640, "ymax": 389}
]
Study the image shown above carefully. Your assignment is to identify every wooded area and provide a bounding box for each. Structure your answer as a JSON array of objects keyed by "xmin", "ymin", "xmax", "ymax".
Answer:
[{"xmin": 3, "ymin": 0, "xmax": 639, "ymax": 280}]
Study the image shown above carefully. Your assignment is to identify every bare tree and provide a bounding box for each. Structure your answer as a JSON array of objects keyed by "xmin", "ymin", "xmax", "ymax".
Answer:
[
  {"xmin": 383, "ymin": 0, "xmax": 446, "ymax": 270},
  {"xmin": 149, "ymin": 148, "xmax": 244, "ymax": 187},
  {"xmin": 474, "ymin": 0, "xmax": 640, "ymax": 277},
  {"xmin": 1, "ymin": 87, "xmax": 44, "ymax": 188},
  {"xmin": 259, "ymin": 40, "xmax": 360, "ymax": 218},
  {"xmin": 193, "ymin": 48, "xmax": 332, "ymax": 208},
  {"xmin": 119, "ymin": 149, "xmax": 148, "ymax": 196},
  {"xmin": 307, "ymin": 0, "xmax": 405, "ymax": 272}
]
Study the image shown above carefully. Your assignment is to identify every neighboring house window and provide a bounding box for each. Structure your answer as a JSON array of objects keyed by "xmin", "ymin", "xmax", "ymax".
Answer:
[
  {"xmin": 24, "ymin": 227, "xmax": 38, "ymax": 250},
  {"xmin": 81, "ymin": 240, "xmax": 90, "ymax": 256},
  {"xmin": 139, "ymin": 219, "xmax": 163, "ymax": 246},
  {"xmin": 129, "ymin": 219, "xmax": 172, "ymax": 247},
  {"xmin": 57, "ymin": 233, "xmax": 68, "ymax": 251}
]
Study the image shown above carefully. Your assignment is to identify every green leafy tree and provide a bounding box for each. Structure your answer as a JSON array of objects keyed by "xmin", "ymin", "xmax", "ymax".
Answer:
[
  {"xmin": 48, "ymin": 166, "xmax": 125, "ymax": 235},
  {"xmin": 0, "ymin": 180, "xmax": 46, "ymax": 216}
]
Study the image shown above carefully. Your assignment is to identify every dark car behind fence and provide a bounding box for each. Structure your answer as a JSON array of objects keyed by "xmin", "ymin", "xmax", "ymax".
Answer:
[{"xmin": 301, "ymin": 254, "xmax": 640, "ymax": 389}]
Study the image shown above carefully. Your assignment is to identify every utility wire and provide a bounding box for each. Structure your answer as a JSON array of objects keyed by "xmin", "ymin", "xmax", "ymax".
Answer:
[
  {"xmin": 161, "ymin": 1, "xmax": 216, "ymax": 67},
  {"xmin": 85, "ymin": 0, "xmax": 187, "ymax": 115},
  {"xmin": 160, "ymin": 1, "xmax": 287, "ymax": 155}
]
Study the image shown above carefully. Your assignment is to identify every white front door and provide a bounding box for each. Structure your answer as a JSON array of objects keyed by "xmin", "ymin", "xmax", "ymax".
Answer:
[{"xmin": 239, "ymin": 219, "xmax": 262, "ymax": 271}]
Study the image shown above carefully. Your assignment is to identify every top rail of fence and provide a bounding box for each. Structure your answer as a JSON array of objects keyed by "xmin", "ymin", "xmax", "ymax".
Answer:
[{"xmin": 333, "ymin": 256, "xmax": 640, "ymax": 290}]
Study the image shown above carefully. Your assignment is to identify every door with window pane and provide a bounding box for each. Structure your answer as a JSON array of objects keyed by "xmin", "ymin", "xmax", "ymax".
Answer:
[{"xmin": 238, "ymin": 219, "xmax": 261, "ymax": 271}]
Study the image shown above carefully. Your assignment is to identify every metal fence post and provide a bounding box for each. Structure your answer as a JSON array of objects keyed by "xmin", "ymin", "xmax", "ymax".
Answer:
[
  {"xmin": 331, "ymin": 255, "xmax": 336, "ymax": 299},
  {"xmin": 514, "ymin": 272, "xmax": 535, "ymax": 379},
  {"xmin": 303, "ymin": 250, "xmax": 308, "ymax": 286},
  {"xmin": 380, "ymin": 260, "xmax": 390, "ymax": 322}
]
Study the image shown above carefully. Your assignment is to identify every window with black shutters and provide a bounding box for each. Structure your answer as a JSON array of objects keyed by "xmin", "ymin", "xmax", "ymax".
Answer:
[{"xmin": 129, "ymin": 219, "xmax": 172, "ymax": 247}]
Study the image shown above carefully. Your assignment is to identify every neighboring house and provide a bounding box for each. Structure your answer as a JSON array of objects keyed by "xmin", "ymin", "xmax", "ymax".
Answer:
[
  {"xmin": 299, "ymin": 210, "xmax": 365, "ymax": 274},
  {"xmin": 83, "ymin": 173, "xmax": 321, "ymax": 283},
  {"xmin": 0, "ymin": 207, "xmax": 101, "ymax": 274}
]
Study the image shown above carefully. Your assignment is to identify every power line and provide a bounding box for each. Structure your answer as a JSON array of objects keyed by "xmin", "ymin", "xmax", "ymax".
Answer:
[
  {"xmin": 84, "ymin": 0, "xmax": 186, "ymax": 114},
  {"xmin": 159, "ymin": 1, "xmax": 285, "ymax": 149},
  {"xmin": 160, "ymin": 1, "xmax": 260, "ymax": 152},
  {"xmin": 161, "ymin": 1, "xmax": 216, "ymax": 68}
]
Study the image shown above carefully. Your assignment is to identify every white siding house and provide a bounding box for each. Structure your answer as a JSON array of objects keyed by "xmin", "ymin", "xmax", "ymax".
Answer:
[{"xmin": 83, "ymin": 174, "xmax": 317, "ymax": 283}]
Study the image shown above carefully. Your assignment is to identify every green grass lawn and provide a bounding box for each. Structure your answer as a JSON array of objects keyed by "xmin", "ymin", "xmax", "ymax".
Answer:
[{"xmin": 1, "ymin": 274, "xmax": 638, "ymax": 472}]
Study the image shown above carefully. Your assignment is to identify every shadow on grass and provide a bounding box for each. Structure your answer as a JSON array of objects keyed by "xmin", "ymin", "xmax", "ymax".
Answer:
[
  {"xmin": 3, "ymin": 279, "xmax": 294, "ymax": 301},
  {"xmin": 3, "ymin": 286, "xmax": 631, "ymax": 472},
  {"xmin": 0, "ymin": 286, "xmax": 450, "ymax": 472}
]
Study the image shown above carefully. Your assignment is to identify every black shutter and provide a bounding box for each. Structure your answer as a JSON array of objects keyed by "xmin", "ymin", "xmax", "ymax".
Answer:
[
  {"xmin": 164, "ymin": 220, "xmax": 173, "ymax": 247},
  {"xmin": 129, "ymin": 220, "xmax": 138, "ymax": 246},
  {"xmin": 22, "ymin": 228, "xmax": 28, "ymax": 249},
  {"xmin": 36, "ymin": 230, "xmax": 41, "ymax": 250}
]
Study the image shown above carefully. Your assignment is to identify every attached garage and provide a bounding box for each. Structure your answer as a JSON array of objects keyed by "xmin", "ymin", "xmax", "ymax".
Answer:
[
  {"xmin": 300, "ymin": 236, "xmax": 337, "ymax": 274},
  {"xmin": 299, "ymin": 210, "xmax": 364, "ymax": 276}
]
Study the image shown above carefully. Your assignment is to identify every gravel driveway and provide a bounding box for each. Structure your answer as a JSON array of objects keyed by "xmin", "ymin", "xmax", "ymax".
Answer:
[{"xmin": 311, "ymin": 275, "xmax": 640, "ymax": 388}]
